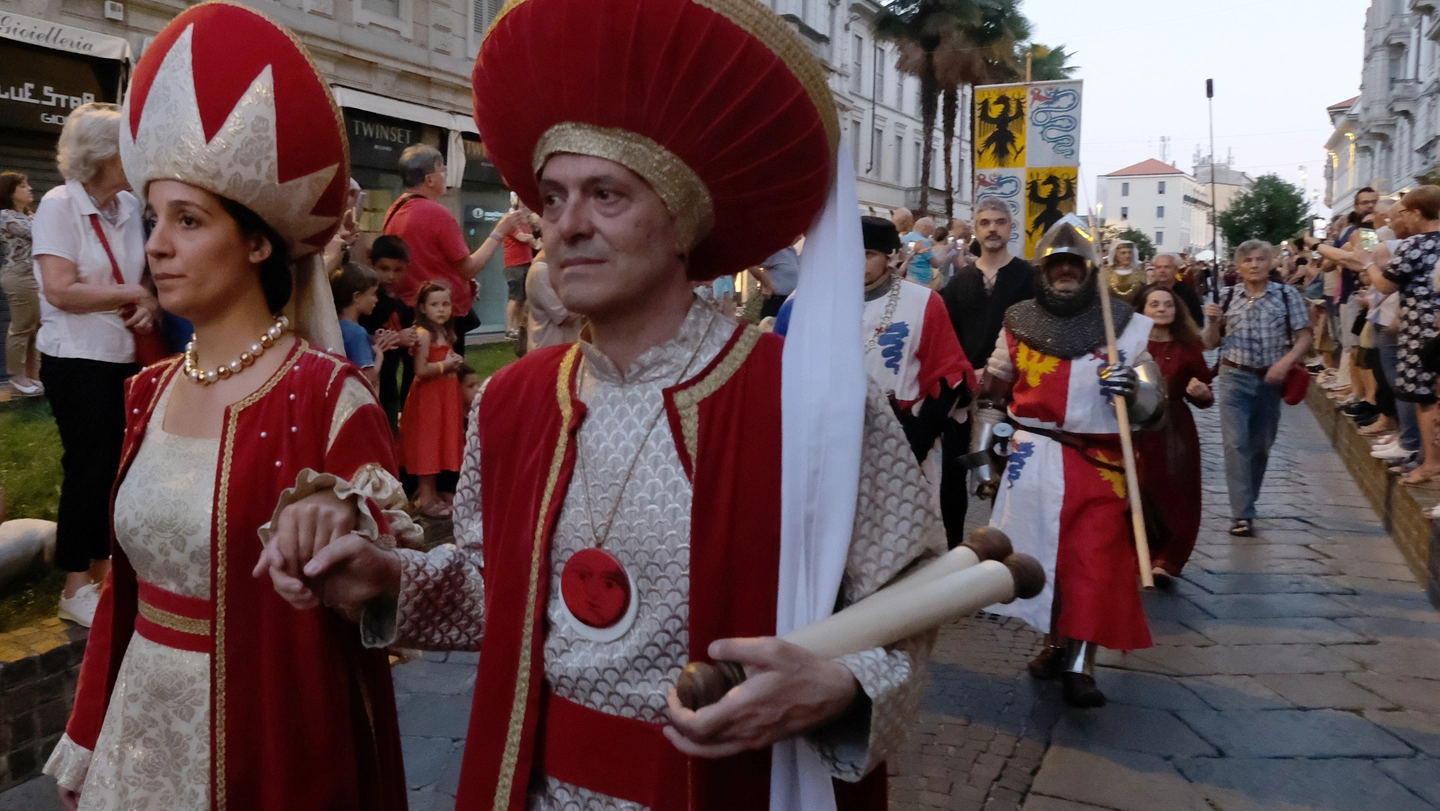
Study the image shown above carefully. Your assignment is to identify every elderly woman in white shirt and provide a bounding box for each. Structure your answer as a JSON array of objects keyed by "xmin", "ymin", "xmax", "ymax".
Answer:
[{"xmin": 34, "ymin": 102, "xmax": 158, "ymax": 627}]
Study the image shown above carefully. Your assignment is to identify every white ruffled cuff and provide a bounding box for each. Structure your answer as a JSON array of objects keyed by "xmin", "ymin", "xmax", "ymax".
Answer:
[
  {"xmin": 43, "ymin": 733, "xmax": 92, "ymax": 793},
  {"xmin": 258, "ymin": 465, "xmax": 424, "ymax": 551}
]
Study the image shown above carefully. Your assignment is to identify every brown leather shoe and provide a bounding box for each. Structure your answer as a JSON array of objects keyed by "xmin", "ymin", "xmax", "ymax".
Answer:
[
  {"xmin": 1028, "ymin": 646, "xmax": 1065, "ymax": 680},
  {"xmin": 1061, "ymin": 672, "xmax": 1107, "ymax": 707}
]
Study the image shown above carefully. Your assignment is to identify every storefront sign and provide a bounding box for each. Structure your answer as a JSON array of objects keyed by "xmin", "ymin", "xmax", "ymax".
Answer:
[
  {"xmin": 0, "ymin": 43, "xmax": 110, "ymax": 133},
  {"xmin": 0, "ymin": 12, "xmax": 131, "ymax": 60},
  {"xmin": 345, "ymin": 108, "xmax": 424, "ymax": 170}
]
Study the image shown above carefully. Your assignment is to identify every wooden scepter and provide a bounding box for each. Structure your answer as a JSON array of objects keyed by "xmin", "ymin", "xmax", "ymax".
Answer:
[{"xmin": 1089, "ymin": 213, "xmax": 1155, "ymax": 589}]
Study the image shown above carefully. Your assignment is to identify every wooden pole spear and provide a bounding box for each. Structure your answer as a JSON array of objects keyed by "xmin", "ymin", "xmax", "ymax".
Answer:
[{"xmin": 1087, "ymin": 210, "xmax": 1155, "ymax": 589}]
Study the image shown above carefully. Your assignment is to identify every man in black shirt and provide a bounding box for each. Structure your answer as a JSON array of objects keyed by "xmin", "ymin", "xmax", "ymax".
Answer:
[
  {"xmin": 938, "ymin": 196, "xmax": 1035, "ymax": 546},
  {"xmin": 1148, "ymin": 253, "xmax": 1204, "ymax": 326}
]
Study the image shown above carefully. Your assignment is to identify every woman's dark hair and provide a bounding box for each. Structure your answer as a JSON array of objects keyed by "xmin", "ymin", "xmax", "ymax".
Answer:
[
  {"xmin": 1136, "ymin": 284, "xmax": 1202, "ymax": 347},
  {"xmin": 413, "ymin": 281, "xmax": 457, "ymax": 346},
  {"xmin": 331, "ymin": 262, "xmax": 379, "ymax": 311},
  {"xmin": 218, "ymin": 196, "xmax": 292, "ymax": 314},
  {"xmin": 370, "ymin": 234, "xmax": 410, "ymax": 263},
  {"xmin": 0, "ymin": 172, "xmax": 31, "ymax": 214}
]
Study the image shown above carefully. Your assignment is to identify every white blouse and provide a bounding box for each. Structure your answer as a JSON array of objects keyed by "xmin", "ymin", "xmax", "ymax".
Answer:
[{"xmin": 31, "ymin": 180, "xmax": 145, "ymax": 364}]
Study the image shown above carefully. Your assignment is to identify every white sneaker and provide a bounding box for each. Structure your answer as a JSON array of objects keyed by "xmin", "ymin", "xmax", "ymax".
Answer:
[
  {"xmin": 58, "ymin": 583, "xmax": 101, "ymax": 627},
  {"xmin": 1373, "ymin": 443, "xmax": 1412, "ymax": 461},
  {"xmin": 7, "ymin": 379, "xmax": 42, "ymax": 397}
]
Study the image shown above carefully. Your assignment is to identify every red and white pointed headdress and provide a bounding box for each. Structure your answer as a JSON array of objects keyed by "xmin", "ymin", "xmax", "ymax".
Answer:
[
  {"xmin": 471, "ymin": 0, "xmax": 839, "ymax": 281},
  {"xmin": 121, "ymin": 1, "xmax": 349, "ymax": 256},
  {"xmin": 120, "ymin": 1, "xmax": 348, "ymax": 348}
]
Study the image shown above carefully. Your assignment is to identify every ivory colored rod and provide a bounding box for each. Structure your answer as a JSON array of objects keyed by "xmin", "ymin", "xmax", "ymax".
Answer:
[
  {"xmin": 782, "ymin": 560, "xmax": 1016, "ymax": 660},
  {"xmin": 888, "ymin": 543, "xmax": 981, "ymax": 592}
]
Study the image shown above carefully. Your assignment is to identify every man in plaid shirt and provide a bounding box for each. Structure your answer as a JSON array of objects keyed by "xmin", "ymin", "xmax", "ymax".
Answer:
[{"xmin": 1203, "ymin": 240, "xmax": 1312, "ymax": 536}]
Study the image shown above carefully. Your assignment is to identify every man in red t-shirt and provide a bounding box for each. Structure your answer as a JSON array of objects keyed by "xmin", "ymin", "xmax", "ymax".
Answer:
[
  {"xmin": 384, "ymin": 144, "xmax": 517, "ymax": 337},
  {"xmin": 501, "ymin": 206, "xmax": 539, "ymax": 339}
]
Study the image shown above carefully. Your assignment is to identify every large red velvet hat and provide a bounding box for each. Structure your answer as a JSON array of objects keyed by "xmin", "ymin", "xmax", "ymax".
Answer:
[
  {"xmin": 472, "ymin": 0, "xmax": 839, "ymax": 281},
  {"xmin": 120, "ymin": 1, "xmax": 349, "ymax": 259}
]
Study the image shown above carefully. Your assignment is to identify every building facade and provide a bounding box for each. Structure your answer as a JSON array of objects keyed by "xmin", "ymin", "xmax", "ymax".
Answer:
[
  {"xmin": 1095, "ymin": 159, "xmax": 1212, "ymax": 256},
  {"xmin": 0, "ymin": 0, "xmax": 971, "ymax": 341},
  {"xmin": 1324, "ymin": 0, "xmax": 1440, "ymax": 217},
  {"xmin": 760, "ymin": 0, "xmax": 971, "ymax": 220}
]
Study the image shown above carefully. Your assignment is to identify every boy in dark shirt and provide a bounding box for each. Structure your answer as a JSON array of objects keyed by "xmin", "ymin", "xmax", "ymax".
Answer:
[{"xmin": 360, "ymin": 235, "xmax": 419, "ymax": 426}]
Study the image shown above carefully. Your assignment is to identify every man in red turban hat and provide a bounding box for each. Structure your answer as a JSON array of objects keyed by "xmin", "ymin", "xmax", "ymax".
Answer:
[{"xmin": 258, "ymin": 0, "xmax": 945, "ymax": 808}]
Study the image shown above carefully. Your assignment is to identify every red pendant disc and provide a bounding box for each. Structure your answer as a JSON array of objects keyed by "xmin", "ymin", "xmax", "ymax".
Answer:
[{"xmin": 560, "ymin": 548, "xmax": 632, "ymax": 629}]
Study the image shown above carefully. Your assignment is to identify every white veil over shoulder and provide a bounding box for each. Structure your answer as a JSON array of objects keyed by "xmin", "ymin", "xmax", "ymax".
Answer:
[{"xmin": 772, "ymin": 137, "xmax": 867, "ymax": 811}]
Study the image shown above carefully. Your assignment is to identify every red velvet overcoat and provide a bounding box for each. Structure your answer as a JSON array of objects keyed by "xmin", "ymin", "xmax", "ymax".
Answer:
[
  {"xmin": 66, "ymin": 343, "xmax": 407, "ymax": 811},
  {"xmin": 456, "ymin": 325, "xmax": 886, "ymax": 811}
]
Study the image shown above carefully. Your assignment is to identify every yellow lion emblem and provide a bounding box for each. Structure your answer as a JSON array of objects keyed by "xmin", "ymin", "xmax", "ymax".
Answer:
[
  {"xmin": 1091, "ymin": 451, "xmax": 1126, "ymax": 498},
  {"xmin": 1015, "ymin": 344, "xmax": 1061, "ymax": 388}
]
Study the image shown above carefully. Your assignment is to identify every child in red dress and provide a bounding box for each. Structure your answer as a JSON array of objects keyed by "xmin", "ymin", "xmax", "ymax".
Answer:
[{"xmin": 401, "ymin": 282, "xmax": 466, "ymax": 517}]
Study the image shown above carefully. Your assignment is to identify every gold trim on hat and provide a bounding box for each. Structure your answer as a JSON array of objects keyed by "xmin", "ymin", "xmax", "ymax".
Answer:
[
  {"xmin": 534, "ymin": 122, "xmax": 716, "ymax": 250},
  {"xmin": 488, "ymin": 0, "xmax": 839, "ymax": 155}
]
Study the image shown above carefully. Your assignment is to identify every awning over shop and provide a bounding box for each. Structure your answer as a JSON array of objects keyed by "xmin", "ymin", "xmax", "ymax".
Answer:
[
  {"xmin": 0, "ymin": 11, "xmax": 130, "ymax": 61},
  {"xmin": 330, "ymin": 85, "xmax": 477, "ymax": 135}
]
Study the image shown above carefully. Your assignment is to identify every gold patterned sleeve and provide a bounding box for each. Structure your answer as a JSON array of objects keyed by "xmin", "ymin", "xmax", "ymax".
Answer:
[
  {"xmin": 806, "ymin": 382, "xmax": 945, "ymax": 781},
  {"xmin": 360, "ymin": 385, "xmax": 488, "ymax": 650}
]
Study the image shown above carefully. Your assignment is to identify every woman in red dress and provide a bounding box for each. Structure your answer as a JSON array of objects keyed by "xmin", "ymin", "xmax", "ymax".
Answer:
[
  {"xmin": 400, "ymin": 280, "xmax": 466, "ymax": 516},
  {"xmin": 1135, "ymin": 284, "xmax": 1215, "ymax": 586}
]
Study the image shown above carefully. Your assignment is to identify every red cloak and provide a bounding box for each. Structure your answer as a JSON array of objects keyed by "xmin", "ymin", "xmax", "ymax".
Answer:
[
  {"xmin": 458, "ymin": 324, "xmax": 886, "ymax": 811},
  {"xmin": 67, "ymin": 343, "xmax": 407, "ymax": 811}
]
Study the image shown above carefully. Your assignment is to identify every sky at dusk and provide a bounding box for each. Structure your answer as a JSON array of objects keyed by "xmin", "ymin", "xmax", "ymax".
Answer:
[{"xmin": 1022, "ymin": 0, "xmax": 1368, "ymax": 215}]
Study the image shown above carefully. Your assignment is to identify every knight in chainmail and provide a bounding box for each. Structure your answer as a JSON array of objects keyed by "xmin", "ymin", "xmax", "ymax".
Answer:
[{"xmin": 970, "ymin": 215, "xmax": 1166, "ymax": 708}]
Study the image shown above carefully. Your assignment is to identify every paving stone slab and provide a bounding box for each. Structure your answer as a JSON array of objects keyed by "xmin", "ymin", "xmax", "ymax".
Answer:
[
  {"xmin": 1174, "ymin": 757, "xmax": 1435, "ymax": 811},
  {"xmin": 1132, "ymin": 595, "xmax": 1214, "ymax": 624},
  {"xmin": 0, "ymin": 777, "xmax": 61, "ymax": 811},
  {"xmin": 1019, "ymin": 797, "xmax": 1120, "ymax": 811},
  {"xmin": 1376, "ymin": 757, "xmax": 1440, "ymax": 808},
  {"xmin": 1308, "ymin": 541, "xmax": 1413, "ymax": 565},
  {"xmin": 1050, "ymin": 705, "xmax": 1217, "ymax": 757},
  {"xmin": 1319, "ymin": 574, "xmax": 1430, "ymax": 596},
  {"xmin": 402, "ymin": 736, "xmax": 457, "ymax": 788},
  {"xmin": 395, "ymin": 693, "xmax": 474, "ymax": 739},
  {"xmin": 1115, "ymin": 643, "xmax": 1359, "ymax": 676},
  {"xmin": 1193, "ymin": 557, "xmax": 1337, "ymax": 576},
  {"xmin": 1363, "ymin": 709, "xmax": 1440, "ymax": 756},
  {"xmin": 1330, "ymin": 593, "xmax": 1440, "ymax": 623},
  {"xmin": 1346, "ymin": 673, "xmax": 1440, "ymax": 713},
  {"xmin": 392, "ymin": 659, "xmax": 477, "ymax": 696},
  {"xmin": 1328, "ymin": 643, "xmax": 1440, "ymax": 678},
  {"xmin": 1176, "ymin": 709, "xmax": 1414, "ymax": 757},
  {"xmin": 1324, "ymin": 559, "xmax": 1424, "ymax": 583},
  {"xmin": 1093, "ymin": 669, "xmax": 1212, "ymax": 712},
  {"xmin": 406, "ymin": 790, "xmax": 457, "ymax": 811},
  {"xmin": 1027, "ymin": 744, "xmax": 1209, "ymax": 811},
  {"xmin": 1334, "ymin": 615, "xmax": 1440, "ymax": 648},
  {"xmin": 1186, "ymin": 593, "xmax": 1357, "ymax": 619},
  {"xmin": 1179, "ymin": 572, "xmax": 1351, "ymax": 595},
  {"xmin": 1142, "ymin": 617, "xmax": 1213, "ymax": 647},
  {"xmin": 1178, "ymin": 616, "xmax": 1366, "ymax": 646},
  {"xmin": 1251, "ymin": 673, "xmax": 1398, "ymax": 710}
]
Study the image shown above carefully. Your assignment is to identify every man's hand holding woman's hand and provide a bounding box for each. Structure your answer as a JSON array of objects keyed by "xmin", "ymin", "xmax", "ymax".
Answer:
[{"xmin": 251, "ymin": 489, "xmax": 401, "ymax": 613}]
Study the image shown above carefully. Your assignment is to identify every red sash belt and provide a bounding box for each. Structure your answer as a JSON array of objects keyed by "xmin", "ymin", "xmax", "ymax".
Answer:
[
  {"xmin": 540, "ymin": 686, "xmax": 689, "ymax": 810},
  {"xmin": 135, "ymin": 579, "xmax": 213, "ymax": 653}
]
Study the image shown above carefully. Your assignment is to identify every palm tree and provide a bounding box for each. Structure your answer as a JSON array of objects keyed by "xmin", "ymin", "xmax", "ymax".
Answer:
[{"xmin": 876, "ymin": 0, "xmax": 1032, "ymax": 220}]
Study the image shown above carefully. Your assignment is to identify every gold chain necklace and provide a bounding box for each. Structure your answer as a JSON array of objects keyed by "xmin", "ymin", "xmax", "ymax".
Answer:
[
  {"xmin": 184, "ymin": 315, "xmax": 290, "ymax": 385},
  {"xmin": 575, "ymin": 310, "xmax": 715, "ymax": 549},
  {"xmin": 1107, "ymin": 267, "xmax": 1144, "ymax": 298}
]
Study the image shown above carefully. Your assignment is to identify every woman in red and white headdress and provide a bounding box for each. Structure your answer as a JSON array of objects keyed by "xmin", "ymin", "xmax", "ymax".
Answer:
[{"xmin": 43, "ymin": 4, "xmax": 410, "ymax": 809}]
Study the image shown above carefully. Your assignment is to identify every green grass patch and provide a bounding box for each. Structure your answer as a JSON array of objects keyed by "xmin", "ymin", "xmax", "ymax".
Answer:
[
  {"xmin": 0, "ymin": 398, "xmax": 65, "ymax": 630},
  {"xmin": 0, "ymin": 398, "xmax": 62, "ymax": 523},
  {"xmin": 464, "ymin": 340, "xmax": 520, "ymax": 380}
]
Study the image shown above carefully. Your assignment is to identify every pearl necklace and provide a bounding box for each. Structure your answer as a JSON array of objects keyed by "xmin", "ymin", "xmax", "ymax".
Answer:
[{"xmin": 184, "ymin": 315, "xmax": 290, "ymax": 385}]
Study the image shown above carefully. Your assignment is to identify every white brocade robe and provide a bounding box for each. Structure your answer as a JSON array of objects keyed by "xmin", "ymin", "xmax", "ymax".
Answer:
[{"xmin": 369, "ymin": 299, "xmax": 945, "ymax": 810}]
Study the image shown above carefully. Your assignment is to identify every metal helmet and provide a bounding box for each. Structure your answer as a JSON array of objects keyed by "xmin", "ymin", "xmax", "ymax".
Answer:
[{"xmin": 1034, "ymin": 214, "xmax": 1098, "ymax": 267}]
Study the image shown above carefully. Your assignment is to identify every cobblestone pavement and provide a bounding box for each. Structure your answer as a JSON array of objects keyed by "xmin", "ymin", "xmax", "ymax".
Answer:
[{"xmin": 5, "ymin": 398, "xmax": 1437, "ymax": 811}]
